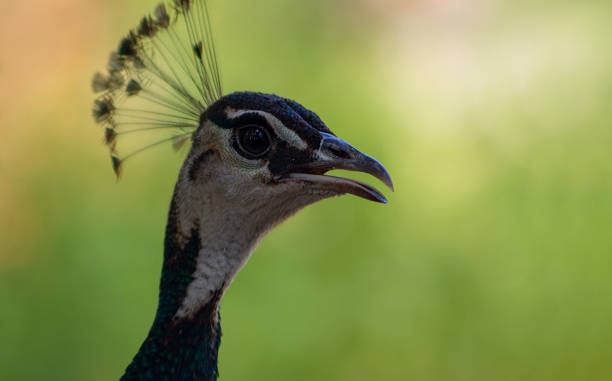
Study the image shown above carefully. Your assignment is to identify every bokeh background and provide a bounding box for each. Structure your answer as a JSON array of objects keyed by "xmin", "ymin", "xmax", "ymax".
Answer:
[{"xmin": 2, "ymin": 0, "xmax": 612, "ymax": 380}]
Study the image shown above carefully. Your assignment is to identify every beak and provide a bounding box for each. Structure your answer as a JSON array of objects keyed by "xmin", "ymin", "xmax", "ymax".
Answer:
[{"xmin": 279, "ymin": 133, "xmax": 394, "ymax": 203}]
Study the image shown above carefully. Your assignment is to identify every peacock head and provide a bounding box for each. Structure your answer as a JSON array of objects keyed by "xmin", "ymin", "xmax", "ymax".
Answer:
[
  {"xmin": 179, "ymin": 91, "xmax": 393, "ymax": 230},
  {"xmin": 91, "ymin": 0, "xmax": 392, "ymax": 235}
]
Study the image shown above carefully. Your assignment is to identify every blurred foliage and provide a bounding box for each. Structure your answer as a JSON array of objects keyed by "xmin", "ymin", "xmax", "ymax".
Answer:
[{"xmin": 1, "ymin": 0, "xmax": 612, "ymax": 380}]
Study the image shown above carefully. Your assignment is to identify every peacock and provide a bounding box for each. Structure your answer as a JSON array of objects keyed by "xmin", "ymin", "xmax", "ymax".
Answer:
[{"xmin": 91, "ymin": 1, "xmax": 393, "ymax": 380}]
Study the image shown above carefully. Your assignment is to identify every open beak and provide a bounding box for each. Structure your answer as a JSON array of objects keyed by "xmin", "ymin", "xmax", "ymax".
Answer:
[{"xmin": 279, "ymin": 133, "xmax": 394, "ymax": 203}]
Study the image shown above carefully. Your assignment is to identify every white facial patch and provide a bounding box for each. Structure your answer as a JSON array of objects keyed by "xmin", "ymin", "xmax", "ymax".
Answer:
[{"xmin": 225, "ymin": 108, "xmax": 308, "ymax": 150}]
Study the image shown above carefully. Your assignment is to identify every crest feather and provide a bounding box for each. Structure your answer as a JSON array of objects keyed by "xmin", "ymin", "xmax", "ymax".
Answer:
[{"xmin": 91, "ymin": 0, "xmax": 222, "ymax": 177}]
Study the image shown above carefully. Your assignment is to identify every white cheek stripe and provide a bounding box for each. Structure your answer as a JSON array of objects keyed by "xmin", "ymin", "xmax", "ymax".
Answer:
[{"xmin": 225, "ymin": 108, "xmax": 308, "ymax": 150}]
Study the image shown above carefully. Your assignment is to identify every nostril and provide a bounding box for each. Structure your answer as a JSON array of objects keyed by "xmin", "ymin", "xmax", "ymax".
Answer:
[{"xmin": 328, "ymin": 146, "xmax": 351, "ymax": 159}]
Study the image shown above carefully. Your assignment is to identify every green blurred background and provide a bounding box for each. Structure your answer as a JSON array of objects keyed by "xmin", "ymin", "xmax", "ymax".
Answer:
[{"xmin": 1, "ymin": 0, "xmax": 612, "ymax": 380}]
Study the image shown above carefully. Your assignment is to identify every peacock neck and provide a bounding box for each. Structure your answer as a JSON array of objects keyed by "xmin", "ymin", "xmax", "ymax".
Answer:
[
  {"xmin": 120, "ymin": 155, "xmax": 272, "ymax": 381},
  {"xmin": 120, "ymin": 194, "xmax": 224, "ymax": 381}
]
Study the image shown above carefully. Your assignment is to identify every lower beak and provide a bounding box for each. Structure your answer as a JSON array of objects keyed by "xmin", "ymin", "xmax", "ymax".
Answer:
[{"xmin": 279, "ymin": 133, "xmax": 394, "ymax": 203}]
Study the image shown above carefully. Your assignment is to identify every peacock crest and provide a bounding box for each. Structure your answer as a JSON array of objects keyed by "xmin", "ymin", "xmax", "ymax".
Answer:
[{"xmin": 91, "ymin": 0, "xmax": 222, "ymax": 177}]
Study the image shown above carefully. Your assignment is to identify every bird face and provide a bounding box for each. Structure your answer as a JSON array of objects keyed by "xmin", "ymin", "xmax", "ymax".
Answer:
[{"xmin": 182, "ymin": 92, "xmax": 393, "ymax": 226}]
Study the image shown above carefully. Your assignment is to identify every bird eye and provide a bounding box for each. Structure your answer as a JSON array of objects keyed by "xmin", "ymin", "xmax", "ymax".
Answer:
[{"xmin": 236, "ymin": 125, "xmax": 271, "ymax": 158}]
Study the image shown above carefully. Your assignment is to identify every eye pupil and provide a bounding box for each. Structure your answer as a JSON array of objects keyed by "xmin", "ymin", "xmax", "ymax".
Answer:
[{"xmin": 238, "ymin": 126, "xmax": 270, "ymax": 157}]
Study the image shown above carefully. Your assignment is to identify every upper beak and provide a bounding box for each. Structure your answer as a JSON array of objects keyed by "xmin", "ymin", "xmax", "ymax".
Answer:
[{"xmin": 279, "ymin": 133, "xmax": 394, "ymax": 203}]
